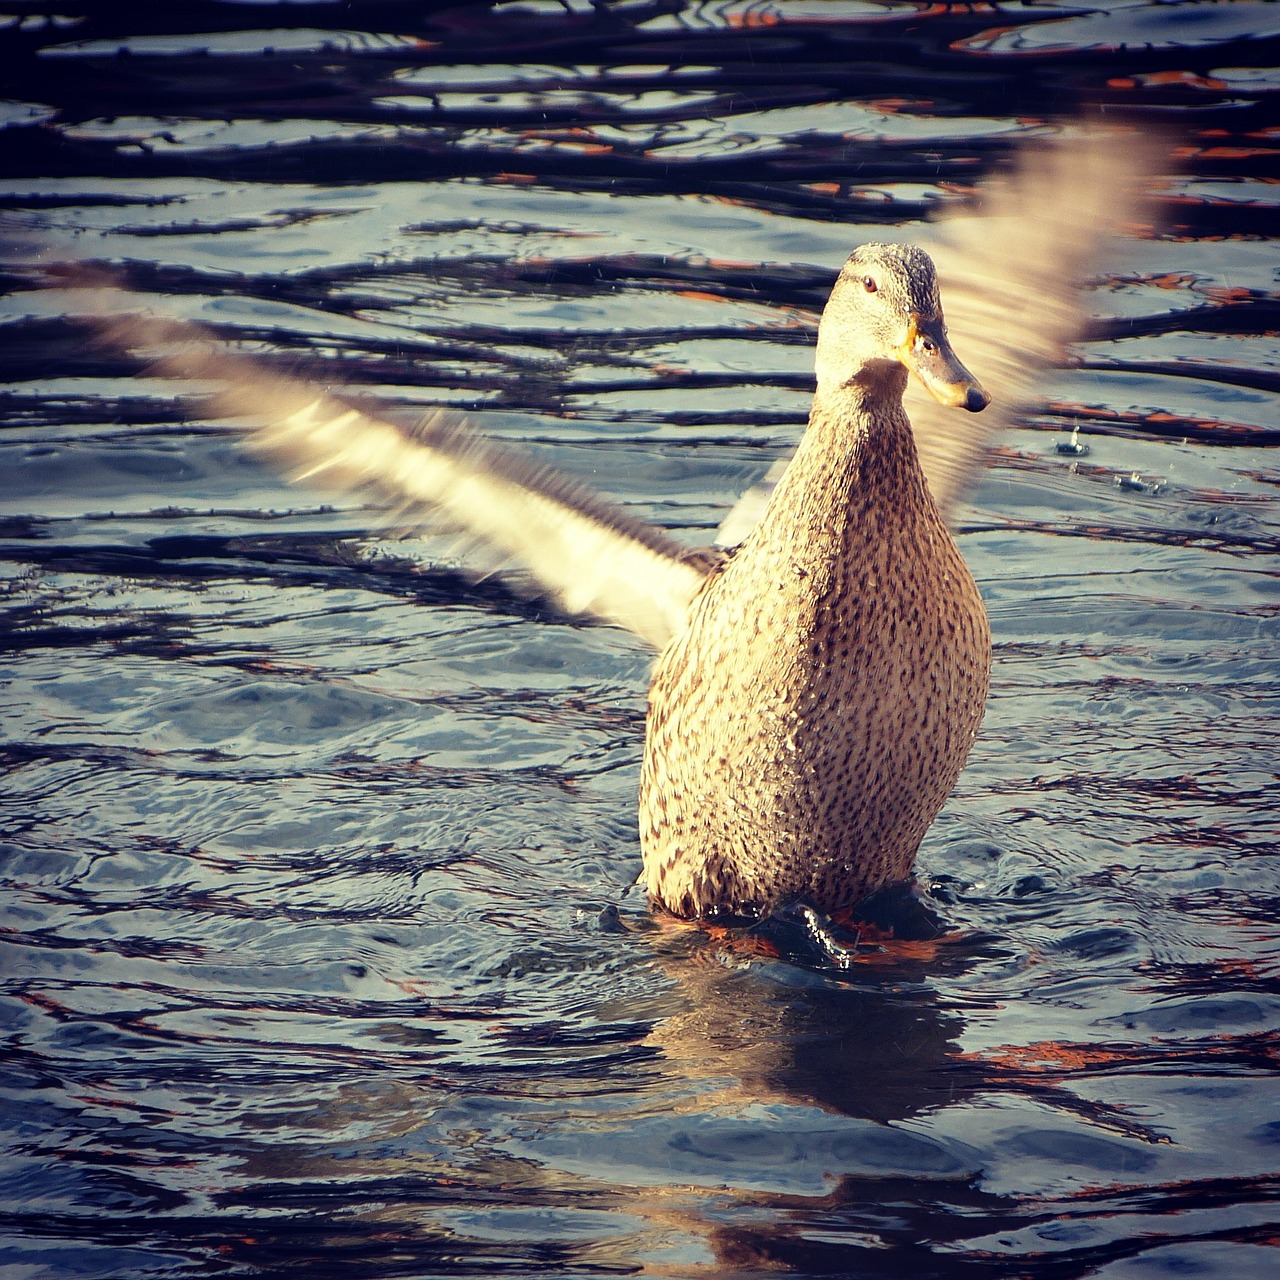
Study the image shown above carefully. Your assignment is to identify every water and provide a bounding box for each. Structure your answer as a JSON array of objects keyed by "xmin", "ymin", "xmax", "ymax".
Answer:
[{"xmin": 2, "ymin": 3, "xmax": 1279, "ymax": 1277}]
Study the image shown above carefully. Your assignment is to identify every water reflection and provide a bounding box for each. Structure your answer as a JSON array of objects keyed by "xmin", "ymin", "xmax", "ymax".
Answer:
[{"xmin": 119, "ymin": 920, "xmax": 1226, "ymax": 1279}]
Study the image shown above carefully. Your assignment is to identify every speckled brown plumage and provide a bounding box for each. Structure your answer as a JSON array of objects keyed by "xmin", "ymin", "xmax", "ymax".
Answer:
[{"xmin": 640, "ymin": 245, "xmax": 991, "ymax": 918}]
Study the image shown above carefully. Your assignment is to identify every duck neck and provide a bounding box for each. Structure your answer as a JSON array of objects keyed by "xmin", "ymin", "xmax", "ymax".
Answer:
[{"xmin": 755, "ymin": 373, "xmax": 930, "ymax": 564}]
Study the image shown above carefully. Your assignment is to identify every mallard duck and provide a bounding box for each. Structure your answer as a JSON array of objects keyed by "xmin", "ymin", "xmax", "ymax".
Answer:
[
  {"xmin": 72, "ymin": 132, "xmax": 1153, "ymax": 923},
  {"xmin": 639, "ymin": 242, "xmax": 991, "ymax": 919}
]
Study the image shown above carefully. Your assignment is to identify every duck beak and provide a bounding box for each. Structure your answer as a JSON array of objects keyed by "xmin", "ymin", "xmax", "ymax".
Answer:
[{"xmin": 900, "ymin": 314, "xmax": 989, "ymax": 413}]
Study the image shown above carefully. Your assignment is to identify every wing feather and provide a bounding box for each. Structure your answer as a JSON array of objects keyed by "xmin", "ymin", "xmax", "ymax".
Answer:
[{"xmin": 81, "ymin": 300, "xmax": 708, "ymax": 648}]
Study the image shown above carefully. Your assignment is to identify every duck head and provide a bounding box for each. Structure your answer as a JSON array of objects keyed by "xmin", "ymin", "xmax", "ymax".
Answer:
[{"xmin": 814, "ymin": 242, "xmax": 989, "ymax": 413}]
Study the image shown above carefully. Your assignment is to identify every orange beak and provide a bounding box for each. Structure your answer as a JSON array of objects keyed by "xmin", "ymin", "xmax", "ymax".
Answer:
[{"xmin": 899, "ymin": 314, "xmax": 989, "ymax": 413}]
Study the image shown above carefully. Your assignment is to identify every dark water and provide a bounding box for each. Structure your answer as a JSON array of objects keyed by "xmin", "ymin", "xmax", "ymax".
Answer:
[{"xmin": 2, "ymin": 3, "xmax": 1279, "ymax": 1277}]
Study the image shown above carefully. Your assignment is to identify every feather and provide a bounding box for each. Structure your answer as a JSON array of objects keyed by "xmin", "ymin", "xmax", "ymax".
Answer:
[{"xmin": 76, "ymin": 298, "xmax": 708, "ymax": 649}]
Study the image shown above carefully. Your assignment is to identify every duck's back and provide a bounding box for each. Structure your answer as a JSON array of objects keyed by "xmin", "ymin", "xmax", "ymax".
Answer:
[{"xmin": 639, "ymin": 393, "xmax": 990, "ymax": 919}]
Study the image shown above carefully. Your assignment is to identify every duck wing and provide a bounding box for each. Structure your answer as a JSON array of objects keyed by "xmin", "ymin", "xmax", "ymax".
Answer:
[
  {"xmin": 716, "ymin": 130, "xmax": 1160, "ymax": 545},
  {"xmin": 914, "ymin": 130, "xmax": 1158, "ymax": 522},
  {"xmin": 72, "ymin": 132, "xmax": 1152, "ymax": 646},
  {"xmin": 80, "ymin": 299, "xmax": 709, "ymax": 649}
]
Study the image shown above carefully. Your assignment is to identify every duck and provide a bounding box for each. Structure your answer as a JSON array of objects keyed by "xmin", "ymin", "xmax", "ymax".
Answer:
[
  {"xmin": 639, "ymin": 242, "xmax": 991, "ymax": 920},
  {"xmin": 72, "ymin": 130, "xmax": 1155, "ymax": 925}
]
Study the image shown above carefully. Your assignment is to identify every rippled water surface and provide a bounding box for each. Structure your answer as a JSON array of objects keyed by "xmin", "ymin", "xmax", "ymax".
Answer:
[{"xmin": 2, "ymin": 3, "xmax": 1279, "ymax": 1277}]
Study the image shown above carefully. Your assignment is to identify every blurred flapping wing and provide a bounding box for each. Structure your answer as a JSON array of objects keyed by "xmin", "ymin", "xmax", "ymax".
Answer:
[
  {"xmin": 915, "ymin": 130, "xmax": 1158, "ymax": 521},
  {"xmin": 80, "ymin": 299, "xmax": 709, "ymax": 649}
]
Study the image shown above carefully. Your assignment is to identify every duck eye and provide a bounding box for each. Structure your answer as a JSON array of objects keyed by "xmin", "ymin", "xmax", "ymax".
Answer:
[{"xmin": 862, "ymin": 276, "xmax": 878, "ymax": 293}]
